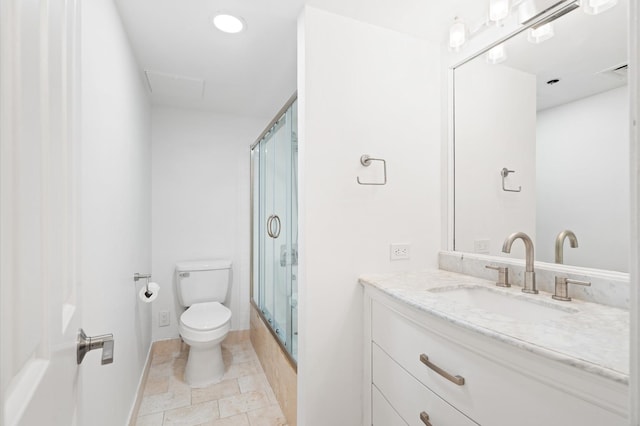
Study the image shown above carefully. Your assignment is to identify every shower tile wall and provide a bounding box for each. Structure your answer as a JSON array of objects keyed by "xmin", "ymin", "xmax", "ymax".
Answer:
[{"xmin": 249, "ymin": 305, "xmax": 297, "ymax": 426}]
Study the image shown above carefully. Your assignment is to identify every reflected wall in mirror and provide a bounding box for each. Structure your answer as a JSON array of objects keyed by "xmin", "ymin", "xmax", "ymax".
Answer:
[{"xmin": 454, "ymin": 0, "xmax": 629, "ymax": 272}]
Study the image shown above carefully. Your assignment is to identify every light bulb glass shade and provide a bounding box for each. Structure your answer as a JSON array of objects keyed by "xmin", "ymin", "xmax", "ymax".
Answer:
[
  {"xmin": 489, "ymin": 0, "xmax": 510, "ymax": 23},
  {"xmin": 449, "ymin": 20, "xmax": 467, "ymax": 51},
  {"xmin": 486, "ymin": 44, "xmax": 507, "ymax": 64},
  {"xmin": 582, "ymin": 0, "xmax": 617, "ymax": 14},
  {"xmin": 527, "ymin": 23, "xmax": 554, "ymax": 43},
  {"xmin": 213, "ymin": 14, "xmax": 245, "ymax": 33},
  {"xmin": 518, "ymin": 0, "xmax": 537, "ymax": 23}
]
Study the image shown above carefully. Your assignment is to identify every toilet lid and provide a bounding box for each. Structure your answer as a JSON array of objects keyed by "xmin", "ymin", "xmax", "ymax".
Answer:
[{"xmin": 181, "ymin": 302, "xmax": 231, "ymax": 331}]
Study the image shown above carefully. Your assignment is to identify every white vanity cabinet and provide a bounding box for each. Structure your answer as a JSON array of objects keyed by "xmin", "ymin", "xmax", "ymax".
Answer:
[{"xmin": 364, "ymin": 288, "xmax": 628, "ymax": 426}]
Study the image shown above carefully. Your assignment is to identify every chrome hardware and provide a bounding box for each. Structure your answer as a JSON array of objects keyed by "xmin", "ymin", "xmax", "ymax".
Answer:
[
  {"xmin": 420, "ymin": 411, "xmax": 433, "ymax": 426},
  {"xmin": 77, "ymin": 328, "xmax": 114, "ymax": 365},
  {"xmin": 419, "ymin": 353, "xmax": 465, "ymax": 386},
  {"xmin": 500, "ymin": 167, "xmax": 521, "ymax": 192},
  {"xmin": 357, "ymin": 155, "xmax": 387, "ymax": 185},
  {"xmin": 133, "ymin": 273, "xmax": 151, "ymax": 281},
  {"xmin": 178, "ymin": 272, "xmax": 190, "ymax": 278},
  {"xmin": 280, "ymin": 244, "xmax": 298, "ymax": 267},
  {"xmin": 267, "ymin": 215, "xmax": 274, "ymax": 238},
  {"xmin": 272, "ymin": 215, "xmax": 281, "ymax": 238},
  {"xmin": 555, "ymin": 230, "xmax": 578, "ymax": 264},
  {"xmin": 485, "ymin": 265, "xmax": 511, "ymax": 287},
  {"xmin": 134, "ymin": 273, "xmax": 153, "ymax": 296},
  {"xmin": 267, "ymin": 215, "xmax": 281, "ymax": 239},
  {"xmin": 502, "ymin": 232, "xmax": 537, "ymax": 294},
  {"xmin": 552, "ymin": 277, "xmax": 591, "ymax": 301}
]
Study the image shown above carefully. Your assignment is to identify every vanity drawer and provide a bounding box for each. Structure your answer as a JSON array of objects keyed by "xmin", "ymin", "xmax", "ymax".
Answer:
[
  {"xmin": 372, "ymin": 385, "xmax": 407, "ymax": 426},
  {"xmin": 373, "ymin": 343, "xmax": 478, "ymax": 426},
  {"xmin": 371, "ymin": 300, "xmax": 626, "ymax": 426}
]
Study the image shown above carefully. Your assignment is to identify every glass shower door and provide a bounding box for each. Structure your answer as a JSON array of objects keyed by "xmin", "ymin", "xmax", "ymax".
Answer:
[{"xmin": 252, "ymin": 97, "xmax": 297, "ymax": 362}]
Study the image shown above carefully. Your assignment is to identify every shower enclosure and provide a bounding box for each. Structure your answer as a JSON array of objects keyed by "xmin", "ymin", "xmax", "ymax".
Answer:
[{"xmin": 251, "ymin": 95, "xmax": 298, "ymax": 363}]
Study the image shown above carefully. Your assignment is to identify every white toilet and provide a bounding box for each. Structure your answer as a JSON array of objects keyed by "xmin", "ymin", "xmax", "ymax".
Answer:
[{"xmin": 175, "ymin": 259, "xmax": 232, "ymax": 387}]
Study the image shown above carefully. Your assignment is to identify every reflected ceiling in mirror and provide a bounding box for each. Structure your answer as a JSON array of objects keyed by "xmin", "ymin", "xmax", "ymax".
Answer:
[{"xmin": 453, "ymin": 0, "xmax": 629, "ymax": 272}]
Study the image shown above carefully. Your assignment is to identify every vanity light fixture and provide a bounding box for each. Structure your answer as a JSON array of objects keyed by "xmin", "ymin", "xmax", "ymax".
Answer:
[
  {"xmin": 581, "ymin": 0, "xmax": 618, "ymax": 15},
  {"xmin": 486, "ymin": 44, "xmax": 507, "ymax": 64},
  {"xmin": 212, "ymin": 13, "xmax": 246, "ymax": 34},
  {"xmin": 489, "ymin": 0, "xmax": 510, "ymax": 24},
  {"xmin": 449, "ymin": 18, "xmax": 467, "ymax": 52},
  {"xmin": 527, "ymin": 22, "xmax": 554, "ymax": 43}
]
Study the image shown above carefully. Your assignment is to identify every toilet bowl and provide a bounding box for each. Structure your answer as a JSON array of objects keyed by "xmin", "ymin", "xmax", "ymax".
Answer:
[
  {"xmin": 175, "ymin": 259, "xmax": 233, "ymax": 387},
  {"xmin": 179, "ymin": 301, "xmax": 231, "ymax": 387}
]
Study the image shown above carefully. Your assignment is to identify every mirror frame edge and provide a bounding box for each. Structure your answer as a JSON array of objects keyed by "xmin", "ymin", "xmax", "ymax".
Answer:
[{"xmin": 629, "ymin": 0, "xmax": 639, "ymax": 422}]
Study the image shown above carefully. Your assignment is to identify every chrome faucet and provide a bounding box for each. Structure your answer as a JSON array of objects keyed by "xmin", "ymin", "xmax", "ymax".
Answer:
[
  {"xmin": 555, "ymin": 230, "xmax": 578, "ymax": 264},
  {"xmin": 502, "ymin": 232, "xmax": 538, "ymax": 294}
]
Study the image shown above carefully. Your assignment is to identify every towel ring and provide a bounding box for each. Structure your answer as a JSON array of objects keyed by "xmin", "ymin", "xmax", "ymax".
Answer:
[{"xmin": 357, "ymin": 155, "xmax": 387, "ymax": 186}]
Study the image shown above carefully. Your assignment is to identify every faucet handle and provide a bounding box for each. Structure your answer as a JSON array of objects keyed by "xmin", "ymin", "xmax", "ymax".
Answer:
[
  {"xmin": 485, "ymin": 265, "xmax": 511, "ymax": 287},
  {"xmin": 552, "ymin": 277, "xmax": 591, "ymax": 302}
]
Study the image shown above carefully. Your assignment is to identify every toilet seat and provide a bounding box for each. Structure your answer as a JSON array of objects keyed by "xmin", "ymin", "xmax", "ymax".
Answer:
[{"xmin": 179, "ymin": 302, "xmax": 231, "ymax": 343}]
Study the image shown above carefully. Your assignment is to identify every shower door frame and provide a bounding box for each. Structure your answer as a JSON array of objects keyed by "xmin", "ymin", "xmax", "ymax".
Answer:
[{"xmin": 250, "ymin": 92, "xmax": 298, "ymax": 370}]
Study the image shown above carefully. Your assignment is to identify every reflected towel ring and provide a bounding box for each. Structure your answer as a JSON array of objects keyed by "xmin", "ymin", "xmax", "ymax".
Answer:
[{"xmin": 357, "ymin": 155, "xmax": 387, "ymax": 185}]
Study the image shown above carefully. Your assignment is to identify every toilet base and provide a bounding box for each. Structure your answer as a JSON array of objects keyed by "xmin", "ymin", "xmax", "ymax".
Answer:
[{"xmin": 184, "ymin": 342, "xmax": 225, "ymax": 388}]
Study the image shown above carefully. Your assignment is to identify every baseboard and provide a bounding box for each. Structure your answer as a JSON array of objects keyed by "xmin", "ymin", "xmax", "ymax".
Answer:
[{"xmin": 126, "ymin": 340, "xmax": 158, "ymax": 426}]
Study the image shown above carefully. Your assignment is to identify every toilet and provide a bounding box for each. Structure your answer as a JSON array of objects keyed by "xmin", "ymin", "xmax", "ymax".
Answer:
[{"xmin": 175, "ymin": 259, "xmax": 232, "ymax": 387}]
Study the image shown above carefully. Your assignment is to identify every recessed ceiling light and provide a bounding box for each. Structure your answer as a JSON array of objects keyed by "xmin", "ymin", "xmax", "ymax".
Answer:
[{"xmin": 213, "ymin": 13, "xmax": 245, "ymax": 34}]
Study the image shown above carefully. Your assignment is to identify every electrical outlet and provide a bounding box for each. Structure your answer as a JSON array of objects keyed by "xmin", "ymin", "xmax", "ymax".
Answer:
[
  {"xmin": 159, "ymin": 311, "xmax": 170, "ymax": 327},
  {"xmin": 474, "ymin": 239, "xmax": 490, "ymax": 254},
  {"xmin": 390, "ymin": 243, "xmax": 410, "ymax": 260}
]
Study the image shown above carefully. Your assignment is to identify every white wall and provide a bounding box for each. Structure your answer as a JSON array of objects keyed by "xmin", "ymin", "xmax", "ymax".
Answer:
[
  {"xmin": 454, "ymin": 59, "xmax": 537, "ymax": 259},
  {"xmin": 151, "ymin": 107, "xmax": 267, "ymax": 340},
  {"xmin": 297, "ymin": 7, "xmax": 442, "ymax": 425},
  {"xmin": 80, "ymin": 1, "xmax": 152, "ymax": 425},
  {"xmin": 537, "ymin": 86, "xmax": 629, "ymax": 271}
]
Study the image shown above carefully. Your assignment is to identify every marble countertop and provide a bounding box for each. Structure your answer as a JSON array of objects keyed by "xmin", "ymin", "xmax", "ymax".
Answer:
[{"xmin": 359, "ymin": 269, "xmax": 629, "ymax": 385}]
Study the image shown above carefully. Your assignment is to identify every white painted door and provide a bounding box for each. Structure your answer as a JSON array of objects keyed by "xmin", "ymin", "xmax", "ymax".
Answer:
[{"xmin": 1, "ymin": 0, "xmax": 84, "ymax": 424}]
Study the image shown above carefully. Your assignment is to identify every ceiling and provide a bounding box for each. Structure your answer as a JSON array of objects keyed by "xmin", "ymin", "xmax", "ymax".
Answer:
[
  {"xmin": 494, "ymin": 0, "xmax": 628, "ymax": 110},
  {"xmin": 113, "ymin": 0, "xmax": 484, "ymax": 119}
]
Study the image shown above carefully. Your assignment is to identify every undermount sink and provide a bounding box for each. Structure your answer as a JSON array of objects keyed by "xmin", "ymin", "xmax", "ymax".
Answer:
[{"xmin": 430, "ymin": 286, "xmax": 578, "ymax": 322}]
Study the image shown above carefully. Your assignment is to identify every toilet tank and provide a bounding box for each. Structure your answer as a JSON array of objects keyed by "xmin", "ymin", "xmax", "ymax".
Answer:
[{"xmin": 175, "ymin": 259, "xmax": 232, "ymax": 307}]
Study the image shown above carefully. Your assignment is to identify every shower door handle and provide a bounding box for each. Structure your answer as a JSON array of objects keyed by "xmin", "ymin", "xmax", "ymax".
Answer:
[
  {"xmin": 266, "ymin": 215, "xmax": 281, "ymax": 239},
  {"xmin": 266, "ymin": 215, "xmax": 274, "ymax": 238},
  {"xmin": 272, "ymin": 215, "xmax": 281, "ymax": 238}
]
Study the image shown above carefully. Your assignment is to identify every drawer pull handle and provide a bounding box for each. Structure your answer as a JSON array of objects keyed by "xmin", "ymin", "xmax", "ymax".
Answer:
[
  {"xmin": 420, "ymin": 411, "xmax": 433, "ymax": 426},
  {"xmin": 420, "ymin": 353, "xmax": 465, "ymax": 386}
]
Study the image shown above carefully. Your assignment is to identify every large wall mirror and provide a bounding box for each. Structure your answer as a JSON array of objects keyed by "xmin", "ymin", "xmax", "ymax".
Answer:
[{"xmin": 454, "ymin": 0, "xmax": 629, "ymax": 272}]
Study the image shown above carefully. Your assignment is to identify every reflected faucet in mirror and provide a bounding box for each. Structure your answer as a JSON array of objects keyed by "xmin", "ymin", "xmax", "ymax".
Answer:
[
  {"xmin": 555, "ymin": 230, "xmax": 579, "ymax": 264},
  {"xmin": 502, "ymin": 232, "xmax": 538, "ymax": 294}
]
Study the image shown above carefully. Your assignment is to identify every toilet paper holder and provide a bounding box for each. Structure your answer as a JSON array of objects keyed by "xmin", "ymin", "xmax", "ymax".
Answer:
[{"xmin": 134, "ymin": 273, "xmax": 153, "ymax": 297}]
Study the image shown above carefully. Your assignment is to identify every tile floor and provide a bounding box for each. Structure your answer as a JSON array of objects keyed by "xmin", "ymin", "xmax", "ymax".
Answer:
[{"xmin": 135, "ymin": 336, "xmax": 288, "ymax": 426}]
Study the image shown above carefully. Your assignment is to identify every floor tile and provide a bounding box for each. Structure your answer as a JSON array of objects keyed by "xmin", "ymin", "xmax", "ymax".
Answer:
[
  {"xmin": 208, "ymin": 413, "xmax": 250, "ymax": 426},
  {"xmin": 144, "ymin": 375, "xmax": 170, "ymax": 396},
  {"xmin": 162, "ymin": 401, "xmax": 219, "ymax": 426},
  {"xmin": 138, "ymin": 386, "xmax": 191, "ymax": 416},
  {"xmin": 136, "ymin": 412, "xmax": 164, "ymax": 426},
  {"xmin": 192, "ymin": 379, "xmax": 241, "ymax": 405},
  {"xmin": 223, "ymin": 360, "xmax": 261, "ymax": 380},
  {"xmin": 246, "ymin": 405, "xmax": 287, "ymax": 426},
  {"xmin": 218, "ymin": 391, "xmax": 270, "ymax": 418},
  {"xmin": 133, "ymin": 334, "xmax": 288, "ymax": 426},
  {"xmin": 238, "ymin": 373, "xmax": 270, "ymax": 394}
]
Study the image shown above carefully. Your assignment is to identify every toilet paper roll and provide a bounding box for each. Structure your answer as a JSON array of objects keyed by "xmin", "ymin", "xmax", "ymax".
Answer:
[{"xmin": 139, "ymin": 282, "xmax": 160, "ymax": 303}]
